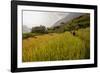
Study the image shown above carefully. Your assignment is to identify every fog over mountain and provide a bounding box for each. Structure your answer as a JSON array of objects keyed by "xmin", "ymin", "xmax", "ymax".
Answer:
[
  {"xmin": 52, "ymin": 13, "xmax": 84, "ymax": 27},
  {"xmin": 23, "ymin": 11, "xmax": 69, "ymax": 28},
  {"xmin": 23, "ymin": 25, "xmax": 31, "ymax": 33},
  {"xmin": 23, "ymin": 11, "xmax": 84, "ymax": 33}
]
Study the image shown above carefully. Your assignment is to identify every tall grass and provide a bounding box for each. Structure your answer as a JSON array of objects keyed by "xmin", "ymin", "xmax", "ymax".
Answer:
[
  {"xmin": 22, "ymin": 28, "xmax": 90, "ymax": 62},
  {"xmin": 76, "ymin": 27, "xmax": 90, "ymax": 58}
]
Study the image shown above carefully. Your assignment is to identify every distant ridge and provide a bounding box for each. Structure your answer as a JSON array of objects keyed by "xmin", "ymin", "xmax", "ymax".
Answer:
[
  {"xmin": 49, "ymin": 14, "xmax": 90, "ymax": 33},
  {"xmin": 52, "ymin": 13, "xmax": 84, "ymax": 27}
]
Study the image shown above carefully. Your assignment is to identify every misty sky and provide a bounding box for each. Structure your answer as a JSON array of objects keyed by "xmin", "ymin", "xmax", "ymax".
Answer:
[{"xmin": 23, "ymin": 11, "xmax": 70, "ymax": 28}]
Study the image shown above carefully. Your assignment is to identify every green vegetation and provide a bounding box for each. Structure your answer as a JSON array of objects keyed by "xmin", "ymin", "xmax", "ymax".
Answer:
[
  {"xmin": 51, "ymin": 14, "xmax": 90, "ymax": 33},
  {"xmin": 22, "ymin": 14, "xmax": 90, "ymax": 62},
  {"xmin": 22, "ymin": 28, "xmax": 90, "ymax": 62},
  {"xmin": 23, "ymin": 33, "xmax": 44, "ymax": 39},
  {"xmin": 31, "ymin": 25, "xmax": 47, "ymax": 33}
]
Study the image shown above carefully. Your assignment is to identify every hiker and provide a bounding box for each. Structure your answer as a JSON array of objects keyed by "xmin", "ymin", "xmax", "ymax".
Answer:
[{"xmin": 70, "ymin": 31, "xmax": 76, "ymax": 36}]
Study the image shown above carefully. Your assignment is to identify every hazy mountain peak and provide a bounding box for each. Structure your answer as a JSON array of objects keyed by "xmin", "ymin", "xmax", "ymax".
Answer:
[{"xmin": 52, "ymin": 13, "xmax": 84, "ymax": 27}]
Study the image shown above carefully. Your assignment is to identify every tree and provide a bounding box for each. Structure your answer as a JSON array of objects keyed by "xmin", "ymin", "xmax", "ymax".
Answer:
[
  {"xmin": 60, "ymin": 22, "xmax": 65, "ymax": 24},
  {"xmin": 31, "ymin": 25, "xmax": 47, "ymax": 33}
]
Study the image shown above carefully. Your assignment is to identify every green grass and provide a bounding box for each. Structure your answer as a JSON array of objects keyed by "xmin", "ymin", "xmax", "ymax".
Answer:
[
  {"xmin": 23, "ymin": 33, "xmax": 45, "ymax": 39},
  {"xmin": 76, "ymin": 28, "xmax": 90, "ymax": 58},
  {"xmin": 52, "ymin": 14, "xmax": 90, "ymax": 32},
  {"xmin": 22, "ymin": 27, "xmax": 90, "ymax": 62}
]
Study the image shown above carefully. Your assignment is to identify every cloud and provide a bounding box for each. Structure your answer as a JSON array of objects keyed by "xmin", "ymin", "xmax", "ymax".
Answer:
[{"xmin": 23, "ymin": 11, "xmax": 69, "ymax": 28}]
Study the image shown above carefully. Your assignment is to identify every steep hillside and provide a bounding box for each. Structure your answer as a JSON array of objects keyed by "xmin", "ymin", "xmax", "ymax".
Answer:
[
  {"xmin": 51, "ymin": 14, "xmax": 90, "ymax": 33},
  {"xmin": 52, "ymin": 13, "xmax": 83, "ymax": 27}
]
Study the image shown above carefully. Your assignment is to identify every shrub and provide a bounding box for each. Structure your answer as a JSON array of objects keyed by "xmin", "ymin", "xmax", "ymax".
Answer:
[{"xmin": 31, "ymin": 25, "xmax": 47, "ymax": 33}]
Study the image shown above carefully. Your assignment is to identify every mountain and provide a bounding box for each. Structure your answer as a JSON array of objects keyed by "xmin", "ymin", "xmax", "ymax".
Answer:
[
  {"xmin": 52, "ymin": 13, "xmax": 84, "ymax": 27},
  {"xmin": 49, "ymin": 14, "xmax": 90, "ymax": 33},
  {"xmin": 22, "ymin": 25, "xmax": 31, "ymax": 33}
]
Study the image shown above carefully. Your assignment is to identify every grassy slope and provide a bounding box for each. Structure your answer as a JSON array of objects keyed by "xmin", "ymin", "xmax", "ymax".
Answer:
[
  {"xmin": 22, "ymin": 14, "xmax": 90, "ymax": 62},
  {"xmin": 22, "ymin": 27, "xmax": 90, "ymax": 62},
  {"xmin": 52, "ymin": 14, "xmax": 90, "ymax": 32}
]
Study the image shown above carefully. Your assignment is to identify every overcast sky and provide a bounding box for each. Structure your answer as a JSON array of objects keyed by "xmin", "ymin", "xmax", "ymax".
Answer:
[{"xmin": 23, "ymin": 11, "xmax": 70, "ymax": 28}]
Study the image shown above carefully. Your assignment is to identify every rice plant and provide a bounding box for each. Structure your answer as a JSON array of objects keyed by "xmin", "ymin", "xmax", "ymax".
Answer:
[{"xmin": 22, "ymin": 28, "xmax": 90, "ymax": 62}]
